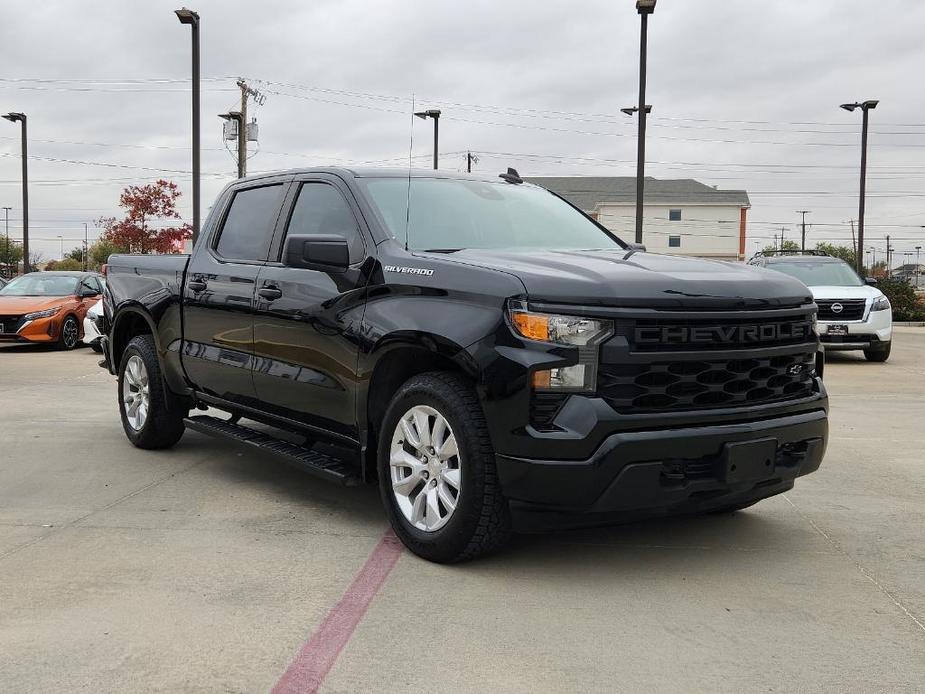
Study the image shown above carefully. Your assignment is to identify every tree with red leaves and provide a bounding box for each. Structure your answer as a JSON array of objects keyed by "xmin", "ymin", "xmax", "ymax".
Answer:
[{"xmin": 98, "ymin": 179, "xmax": 193, "ymax": 254}]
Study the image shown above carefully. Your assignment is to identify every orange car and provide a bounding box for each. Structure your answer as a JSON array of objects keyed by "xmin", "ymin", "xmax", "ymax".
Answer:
[{"xmin": 0, "ymin": 271, "xmax": 104, "ymax": 350}]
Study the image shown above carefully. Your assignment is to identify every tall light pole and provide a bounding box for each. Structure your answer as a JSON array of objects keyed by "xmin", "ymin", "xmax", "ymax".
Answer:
[
  {"xmin": 414, "ymin": 109, "xmax": 441, "ymax": 169},
  {"xmin": 57, "ymin": 235, "xmax": 64, "ymax": 261},
  {"xmin": 632, "ymin": 0, "xmax": 656, "ymax": 245},
  {"xmin": 3, "ymin": 113, "xmax": 29, "ymax": 274},
  {"xmin": 175, "ymin": 8, "xmax": 201, "ymax": 243},
  {"xmin": 840, "ymin": 99, "xmax": 878, "ymax": 275},
  {"xmin": 218, "ymin": 111, "xmax": 245, "ymax": 178},
  {"xmin": 84, "ymin": 222, "xmax": 89, "ymax": 271},
  {"xmin": 796, "ymin": 210, "xmax": 811, "ymax": 251}
]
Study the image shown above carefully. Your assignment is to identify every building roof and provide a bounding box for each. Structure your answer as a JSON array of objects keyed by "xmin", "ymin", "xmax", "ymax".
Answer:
[{"xmin": 525, "ymin": 176, "xmax": 751, "ymax": 210}]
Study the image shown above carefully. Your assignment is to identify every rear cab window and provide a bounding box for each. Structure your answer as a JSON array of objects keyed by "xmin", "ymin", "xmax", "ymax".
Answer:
[{"xmin": 214, "ymin": 184, "xmax": 285, "ymax": 262}]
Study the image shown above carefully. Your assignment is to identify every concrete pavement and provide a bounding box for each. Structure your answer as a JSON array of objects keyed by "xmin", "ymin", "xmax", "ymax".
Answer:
[{"xmin": 1, "ymin": 330, "xmax": 923, "ymax": 692}]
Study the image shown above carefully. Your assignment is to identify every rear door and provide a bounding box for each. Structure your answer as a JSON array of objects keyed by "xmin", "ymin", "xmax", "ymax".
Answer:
[
  {"xmin": 182, "ymin": 178, "xmax": 288, "ymax": 406},
  {"xmin": 252, "ymin": 175, "xmax": 374, "ymax": 439}
]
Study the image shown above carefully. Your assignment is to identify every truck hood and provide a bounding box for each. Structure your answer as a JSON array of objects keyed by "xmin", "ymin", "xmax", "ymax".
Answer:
[
  {"xmin": 438, "ymin": 249, "xmax": 813, "ymax": 309},
  {"xmin": 0, "ymin": 295, "xmax": 72, "ymax": 314}
]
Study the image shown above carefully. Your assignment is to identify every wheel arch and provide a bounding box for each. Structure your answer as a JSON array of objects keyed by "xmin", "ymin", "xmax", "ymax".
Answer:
[{"xmin": 361, "ymin": 333, "xmax": 481, "ymax": 481}]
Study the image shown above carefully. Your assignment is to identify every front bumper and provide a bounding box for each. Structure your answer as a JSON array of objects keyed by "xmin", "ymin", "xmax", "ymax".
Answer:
[
  {"xmin": 496, "ymin": 407, "xmax": 827, "ymax": 528},
  {"xmin": 82, "ymin": 315, "xmax": 103, "ymax": 345},
  {"xmin": 818, "ymin": 308, "xmax": 892, "ymax": 351},
  {"xmin": 0, "ymin": 315, "xmax": 61, "ymax": 343}
]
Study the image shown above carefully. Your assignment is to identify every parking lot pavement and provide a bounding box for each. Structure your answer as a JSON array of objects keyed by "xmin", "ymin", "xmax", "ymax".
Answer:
[{"xmin": 1, "ymin": 331, "xmax": 923, "ymax": 693}]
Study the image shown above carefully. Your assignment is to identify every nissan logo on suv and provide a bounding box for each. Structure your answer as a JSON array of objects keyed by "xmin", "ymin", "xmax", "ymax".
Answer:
[{"xmin": 830, "ymin": 303, "xmax": 844, "ymax": 313}]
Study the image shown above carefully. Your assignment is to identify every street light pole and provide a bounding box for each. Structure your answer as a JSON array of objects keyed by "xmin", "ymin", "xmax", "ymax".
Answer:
[
  {"xmin": 796, "ymin": 210, "xmax": 811, "ymax": 251},
  {"xmin": 916, "ymin": 245, "xmax": 922, "ymax": 289},
  {"xmin": 413, "ymin": 109, "xmax": 441, "ymax": 170},
  {"xmin": 84, "ymin": 222, "xmax": 89, "ymax": 271},
  {"xmin": 633, "ymin": 0, "xmax": 656, "ymax": 245},
  {"xmin": 840, "ymin": 99, "xmax": 878, "ymax": 275},
  {"xmin": 175, "ymin": 8, "xmax": 201, "ymax": 243},
  {"xmin": 2, "ymin": 113, "xmax": 29, "ymax": 274}
]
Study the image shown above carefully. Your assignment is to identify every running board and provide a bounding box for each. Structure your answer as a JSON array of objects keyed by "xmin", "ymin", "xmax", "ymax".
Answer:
[{"xmin": 184, "ymin": 415, "xmax": 361, "ymax": 486}]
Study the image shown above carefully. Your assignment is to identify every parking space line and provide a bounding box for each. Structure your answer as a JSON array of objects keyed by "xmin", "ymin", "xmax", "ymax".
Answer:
[
  {"xmin": 783, "ymin": 494, "xmax": 925, "ymax": 634},
  {"xmin": 272, "ymin": 529, "xmax": 404, "ymax": 694}
]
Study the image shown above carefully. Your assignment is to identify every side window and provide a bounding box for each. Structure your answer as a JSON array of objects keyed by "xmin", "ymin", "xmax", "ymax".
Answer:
[
  {"xmin": 669, "ymin": 209, "xmax": 682, "ymax": 221},
  {"xmin": 80, "ymin": 277, "xmax": 101, "ymax": 294},
  {"xmin": 285, "ymin": 183, "xmax": 364, "ymax": 263},
  {"xmin": 215, "ymin": 184, "xmax": 284, "ymax": 261}
]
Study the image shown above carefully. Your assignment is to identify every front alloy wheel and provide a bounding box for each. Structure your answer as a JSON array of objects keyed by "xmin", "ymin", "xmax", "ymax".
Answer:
[{"xmin": 389, "ymin": 405, "xmax": 462, "ymax": 532}]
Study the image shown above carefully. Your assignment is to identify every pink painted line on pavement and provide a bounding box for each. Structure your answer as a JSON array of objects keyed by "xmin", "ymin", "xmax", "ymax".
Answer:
[{"xmin": 272, "ymin": 529, "xmax": 404, "ymax": 694}]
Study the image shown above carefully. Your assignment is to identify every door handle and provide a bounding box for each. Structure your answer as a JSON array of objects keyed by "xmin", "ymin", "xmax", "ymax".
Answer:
[
  {"xmin": 188, "ymin": 279, "xmax": 208, "ymax": 293},
  {"xmin": 258, "ymin": 286, "xmax": 283, "ymax": 301}
]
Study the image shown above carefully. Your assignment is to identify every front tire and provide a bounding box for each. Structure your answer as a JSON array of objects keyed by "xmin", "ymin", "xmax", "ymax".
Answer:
[
  {"xmin": 118, "ymin": 334, "xmax": 186, "ymax": 449},
  {"xmin": 377, "ymin": 372, "xmax": 511, "ymax": 563},
  {"xmin": 56, "ymin": 315, "xmax": 80, "ymax": 351},
  {"xmin": 864, "ymin": 341, "xmax": 891, "ymax": 362}
]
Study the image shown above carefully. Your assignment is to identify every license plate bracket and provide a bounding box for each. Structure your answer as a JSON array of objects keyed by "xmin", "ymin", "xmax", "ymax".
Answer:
[
  {"xmin": 826, "ymin": 324, "xmax": 848, "ymax": 336},
  {"xmin": 721, "ymin": 438, "xmax": 778, "ymax": 484}
]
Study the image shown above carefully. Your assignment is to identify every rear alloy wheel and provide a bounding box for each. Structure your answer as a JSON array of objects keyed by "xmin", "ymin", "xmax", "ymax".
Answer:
[
  {"xmin": 378, "ymin": 372, "xmax": 511, "ymax": 563},
  {"xmin": 57, "ymin": 315, "xmax": 80, "ymax": 351},
  {"xmin": 118, "ymin": 334, "xmax": 186, "ymax": 449}
]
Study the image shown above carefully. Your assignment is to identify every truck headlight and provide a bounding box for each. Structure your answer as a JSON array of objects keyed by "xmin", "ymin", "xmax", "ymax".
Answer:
[
  {"xmin": 23, "ymin": 307, "xmax": 61, "ymax": 320},
  {"xmin": 508, "ymin": 300, "xmax": 612, "ymax": 392},
  {"xmin": 871, "ymin": 296, "xmax": 891, "ymax": 311}
]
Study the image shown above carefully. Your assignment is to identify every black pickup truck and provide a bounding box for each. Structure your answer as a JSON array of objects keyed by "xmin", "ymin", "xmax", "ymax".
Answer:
[{"xmin": 103, "ymin": 167, "xmax": 828, "ymax": 562}]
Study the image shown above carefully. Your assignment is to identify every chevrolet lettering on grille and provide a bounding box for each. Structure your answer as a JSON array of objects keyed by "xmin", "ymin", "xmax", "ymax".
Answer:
[{"xmin": 635, "ymin": 321, "xmax": 814, "ymax": 345}]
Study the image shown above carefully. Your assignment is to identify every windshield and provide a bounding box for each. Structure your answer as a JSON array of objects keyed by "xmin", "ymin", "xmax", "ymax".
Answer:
[
  {"xmin": 768, "ymin": 260, "xmax": 864, "ymax": 287},
  {"xmin": 0, "ymin": 274, "xmax": 79, "ymax": 297},
  {"xmin": 359, "ymin": 177, "xmax": 624, "ymax": 252}
]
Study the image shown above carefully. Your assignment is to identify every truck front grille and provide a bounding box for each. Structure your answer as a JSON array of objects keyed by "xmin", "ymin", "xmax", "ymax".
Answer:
[
  {"xmin": 816, "ymin": 299, "xmax": 866, "ymax": 321},
  {"xmin": 598, "ymin": 352, "xmax": 817, "ymax": 413}
]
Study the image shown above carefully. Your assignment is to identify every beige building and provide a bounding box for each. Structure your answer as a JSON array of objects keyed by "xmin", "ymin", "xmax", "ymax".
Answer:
[{"xmin": 527, "ymin": 176, "xmax": 751, "ymax": 261}]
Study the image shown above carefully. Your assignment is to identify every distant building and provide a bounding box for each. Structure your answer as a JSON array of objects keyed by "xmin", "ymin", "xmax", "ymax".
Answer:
[
  {"xmin": 893, "ymin": 263, "xmax": 924, "ymax": 288},
  {"xmin": 526, "ymin": 176, "xmax": 751, "ymax": 261}
]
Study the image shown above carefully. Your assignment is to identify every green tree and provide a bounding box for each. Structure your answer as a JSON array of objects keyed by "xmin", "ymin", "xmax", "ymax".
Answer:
[
  {"xmin": 89, "ymin": 238, "xmax": 128, "ymax": 271},
  {"xmin": 51, "ymin": 258, "xmax": 84, "ymax": 271},
  {"xmin": 0, "ymin": 237, "xmax": 23, "ymax": 276},
  {"xmin": 814, "ymin": 242, "xmax": 857, "ymax": 268},
  {"xmin": 65, "ymin": 247, "xmax": 85, "ymax": 263},
  {"xmin": 877, "ymin": 278, "xmax": 925, "ymax": 322},
  {"xmin": 761, "ymin": 240, "xmax": 800, "ymax": 254}
]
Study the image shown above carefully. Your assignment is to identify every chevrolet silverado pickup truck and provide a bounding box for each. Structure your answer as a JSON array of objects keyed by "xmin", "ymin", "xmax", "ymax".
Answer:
[{"xmin": 102, "ymin": 167, "xmax": 828, "ymax": 562}]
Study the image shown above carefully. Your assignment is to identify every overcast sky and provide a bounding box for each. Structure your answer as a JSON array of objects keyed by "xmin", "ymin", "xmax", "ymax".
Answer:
[{"xmin": 1, "ymin": 0, "xmax": 924, "ymax": 264}]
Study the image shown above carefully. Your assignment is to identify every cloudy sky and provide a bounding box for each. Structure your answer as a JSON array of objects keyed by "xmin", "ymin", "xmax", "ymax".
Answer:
[{"xmin": 1, "ymin": 0, "xmax": 924, "ymax": 264}]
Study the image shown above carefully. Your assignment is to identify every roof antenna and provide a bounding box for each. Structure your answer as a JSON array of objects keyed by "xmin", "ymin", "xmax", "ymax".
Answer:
[
  {"xmin": 404, "ymin": 93, "xmax": 415, "ymax": 252},
  {"xmin": 499, "ymin": 167, "xmax": 523, "ymax": 184}
]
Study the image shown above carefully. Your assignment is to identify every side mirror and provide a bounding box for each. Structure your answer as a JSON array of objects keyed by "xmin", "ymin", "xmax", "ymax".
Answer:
[
  {"xmin": 79, "ymin": 288, "xmax": 101, "ymax": 298},
  {"xmin": 865, "ymin": 277, "xmax": 878, "ymax": 285},
  {"xmin": 284, "ymin": 234, "xmax": 350, "ymax": 272}
]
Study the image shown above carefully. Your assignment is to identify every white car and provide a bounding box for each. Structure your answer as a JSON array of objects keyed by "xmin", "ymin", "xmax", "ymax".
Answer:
[
  {"xmin": 82, "ymin": 299, "xmax": 105, "ymax": 352},
  {"xmin": 750, "ymin": 253, "xmax": 892, "ymax": 362}
]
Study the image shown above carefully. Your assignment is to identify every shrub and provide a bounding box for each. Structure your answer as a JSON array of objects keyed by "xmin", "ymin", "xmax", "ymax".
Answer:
[{"xmin": 877, "ymin": 278, "xmax": 925, "ymax": 322}]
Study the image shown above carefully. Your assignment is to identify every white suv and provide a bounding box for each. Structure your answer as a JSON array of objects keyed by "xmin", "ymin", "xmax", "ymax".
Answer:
[{"xmin": 750, "ymin": 253, "xmax": 892, "ymax": 362}]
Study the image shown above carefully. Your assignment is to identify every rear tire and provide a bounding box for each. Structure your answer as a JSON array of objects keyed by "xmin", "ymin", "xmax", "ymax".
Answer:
[
  {"xmin": 56, "ymin": 315, "xmax": 80, "ymax": 351},
  {"xmin": 118, "ymin": 334, "xmax": 186, "ymax": 449},
  {"xmin": 864, "ymin": 341, "xmax": 891, "ymax": 362},
  {"xmin": 377, "ymin": 372, "xmax": 511, "ymax": 563}
]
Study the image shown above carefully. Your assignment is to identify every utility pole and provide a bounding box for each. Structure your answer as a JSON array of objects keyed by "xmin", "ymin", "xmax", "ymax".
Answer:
[
  {"xmin": 885, "ymin": 234, "xmax": 892, "ymax": 278},
  {"xmin": 238, "ymin": 80, "xmax": 248, "ymax": 178},
  {"xmin": 2, "ymin": 113, "xmax": 29, "ymax": 273},
  {"xmin": 2, "ymin": 206, "xmax": 9, "ymax": 277},
  {"xmin": 796, "ymin": 210, "xmax": 811, "ymax": 251},
  {"xmin": 848, "ymin": 219, "xmax": 857, "ymax": 261},
  {"xmin": 631, "ymin": 0, "xmax": 656, "ymax": 245},
  {"xmin": 914, "ymin": 245, "xmax": 922, "ymax": 288},
  {"xmin": 84, "ymin": 222, "xmax": 89, "ymax": 271},
  {"xmin": 413, "ymin": 109, "xmax": 441, "ymax": 169},
  {"xmin": 778, "ymin": 227, "xmax": 787, "ymax": 251},
  {"xmin": 467, "ymin": 151, "xmax": 478, "ymax": 173}
]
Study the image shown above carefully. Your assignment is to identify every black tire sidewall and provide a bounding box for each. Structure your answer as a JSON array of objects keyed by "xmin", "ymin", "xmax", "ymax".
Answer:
[
  {"xmin": 117, "ymin": 334, "xmax": 185, "ymax": 449},
  {"xmin": 377, "ymin": 375, "xmax": 498, "ymax": 562}
]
